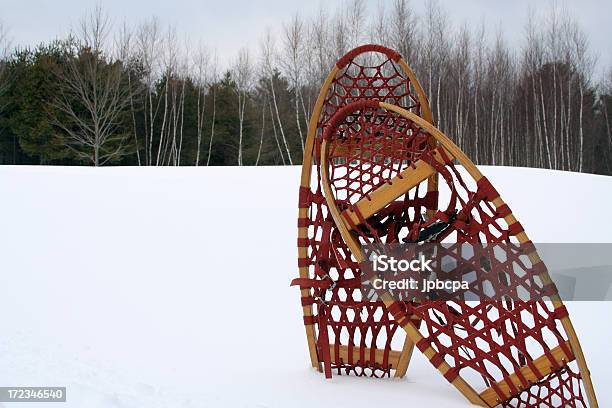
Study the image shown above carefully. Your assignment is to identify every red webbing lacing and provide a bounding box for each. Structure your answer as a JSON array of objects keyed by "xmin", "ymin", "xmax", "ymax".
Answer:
[{"xmin": 323, "ymin": 104, "xmax": 588, "ymax": 405}]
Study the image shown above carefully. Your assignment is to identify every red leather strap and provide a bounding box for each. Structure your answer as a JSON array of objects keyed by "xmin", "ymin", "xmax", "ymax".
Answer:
[
  {"xmin": 496, "ymin": 204, "xmax": 512, "ymax": 217},
  {"xmin": 336, "ymin": 44, "xmax": 401, "ymax": 69},
  {"xmin": 430, "ymin": 352, "xmax": 445, "ymax": 368},
  {"xmin": 303, "ymin": 315, "xmax": 316, "ymax": 325},
  {"xmin": 490, "ymin": 381, "xmax": 508, "ymax": 403},
  {"xmin": 290, "ymin": 277, "xmax": 331, "ymax": 290},
  {"xmin": 477, "ymin": 177, "xmax": 500, "ymax": 201},
  {"xmin": 443, "ymin": 367, "xmax": 459, "ymax": 383},
  {"xmin": 416, "ymin": 338, "xmax": 430, "ymax": 352},
  {"xmin": 298, "ymin": 186, "xmax": 311, "ymax": 208},
  {"xmin": 301, "ymin": 296, "xmax": 315, "ymax": 306},
  {"xmin": 507, "ymin": 222, "xmax": 524, "ymax": 236},
  {"xmin": 554, "ymin": 305, "xmax": 569, "ymax": 319}
]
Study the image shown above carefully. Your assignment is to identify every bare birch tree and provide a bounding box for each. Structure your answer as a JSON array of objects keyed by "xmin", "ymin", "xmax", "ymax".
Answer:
[
  {"xmin": 471, "ymin": 22, "xmax": 486, "ymax": 163},
  {"xmin": 114, "ymin": 22, "xmax": 143, "ymax": 165},
  {"xmin": 308, "ymin": 5, "xmax": 333, "ymax": 84},
  {"xmin": 155, "ymin": 27, "xmax": 179, "ymax": 165},
  {"xmin": 255, "ymin": 99, "xmax": 266, "ymax": 166},
  {"xmin": 370, "ymin": 2, "xmax": 389, "ymax": 46},
  {"xmin": 600, "ymin": 67, "xmax": 612, "ymax": 174},
  {"xmin": 281, "ymin": 13, "xmax": 306, "ymax": 152},
  {"xmin": 172, "ymin": 46, "xmax": 189, "ymax": 166},
  {"xmin": 135, "ymin": 17, "xmax": 162, "ymax": 165},
  {"xmin": 233, "ymin": 48, "xmax": 252, "ymax": 166},
  {"xmin": 567, "ymin": 21, "xmax": 595, "ymax": 172},
  {"xmin": 388, "ymin": 0, "xmax": 419, "ymax": 64},
  {"xmin": 52, "ymin": 6, "xmax": 133, "ymax": 166},
  {"xmin": 261, "ymin": 30, "xmax": 292, "ymax": 164},
  {"xmin": 302, "ymin": 5, "xmax": 333, "ymax": 125},
  {"xmin": 421, "ymin": 0, "xmax": 450, "ymax": 125},
  {"xmin": 206, "ymin": 52, "xmax": 218, "ymax": 166},
  {"xmin": 345, "ymin": 0, "xmax": 366, "ymax": 50},
  {"xmin": 193, "ymin": 43, "xmax": 210, "ymax": 166}
]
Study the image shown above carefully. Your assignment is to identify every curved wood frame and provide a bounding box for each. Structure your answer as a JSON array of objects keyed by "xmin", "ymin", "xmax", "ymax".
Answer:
[
  {"xmin": 319, "ymin": 101, "xmax": 599, "ymax": 407},
  {"xmin": 297, "ymin": 45, "xmax": 434, "ymax": 378}
]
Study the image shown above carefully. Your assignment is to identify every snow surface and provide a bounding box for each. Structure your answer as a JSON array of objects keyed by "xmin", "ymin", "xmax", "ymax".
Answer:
[{"xmin": 0, "ymin": 165, "xmax": 610, "ymax": 407}]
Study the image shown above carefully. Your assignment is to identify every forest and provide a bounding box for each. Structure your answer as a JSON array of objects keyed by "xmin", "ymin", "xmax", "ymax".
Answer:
[{"xmin": 0, "ymin": 0, "xmax": 611, "ymax": 175}]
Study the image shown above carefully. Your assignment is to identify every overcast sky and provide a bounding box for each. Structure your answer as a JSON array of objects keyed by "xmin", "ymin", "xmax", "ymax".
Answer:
[{"xmin": 1, "ymin": 0, "xmax": 610, "ymax": 76}]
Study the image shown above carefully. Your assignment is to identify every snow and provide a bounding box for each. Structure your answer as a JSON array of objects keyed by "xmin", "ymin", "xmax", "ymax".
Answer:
[{"xmin": 0, "ymin": 165, "xmax": 610, "ymax": 407}]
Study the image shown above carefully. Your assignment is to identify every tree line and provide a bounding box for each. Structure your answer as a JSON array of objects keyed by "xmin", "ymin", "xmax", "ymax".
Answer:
[{"xmin": 0, "ymin": 1, "xmax": 611, "ymax": 174}]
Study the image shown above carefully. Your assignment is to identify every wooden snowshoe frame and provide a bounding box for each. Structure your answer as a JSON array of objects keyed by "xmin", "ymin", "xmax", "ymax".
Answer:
[
  {"xmin": 293, "ymin": 44, "xmax": 435, "ymax": 379},
  {"xmin": 318, "ymin": 100, "xmax": 598, "ymax": 407}
]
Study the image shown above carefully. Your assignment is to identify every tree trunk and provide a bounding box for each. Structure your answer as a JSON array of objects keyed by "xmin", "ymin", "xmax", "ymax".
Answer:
[
  {"xmin": 207, "ymin": 86, "xmax": 216, "ymax": 166},
  {"xmin": 270, "ymin": 77, "xmax": 292, "ymax": 165},
  {"xmin": 256, "ymin": 104, "xmax": 265, "ymax": 165}
]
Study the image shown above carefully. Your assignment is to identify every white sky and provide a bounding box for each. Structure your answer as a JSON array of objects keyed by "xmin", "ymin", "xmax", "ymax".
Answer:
[{"xmin": 1, "ymin": 0, "xmax": 610, "ymax": 76}]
